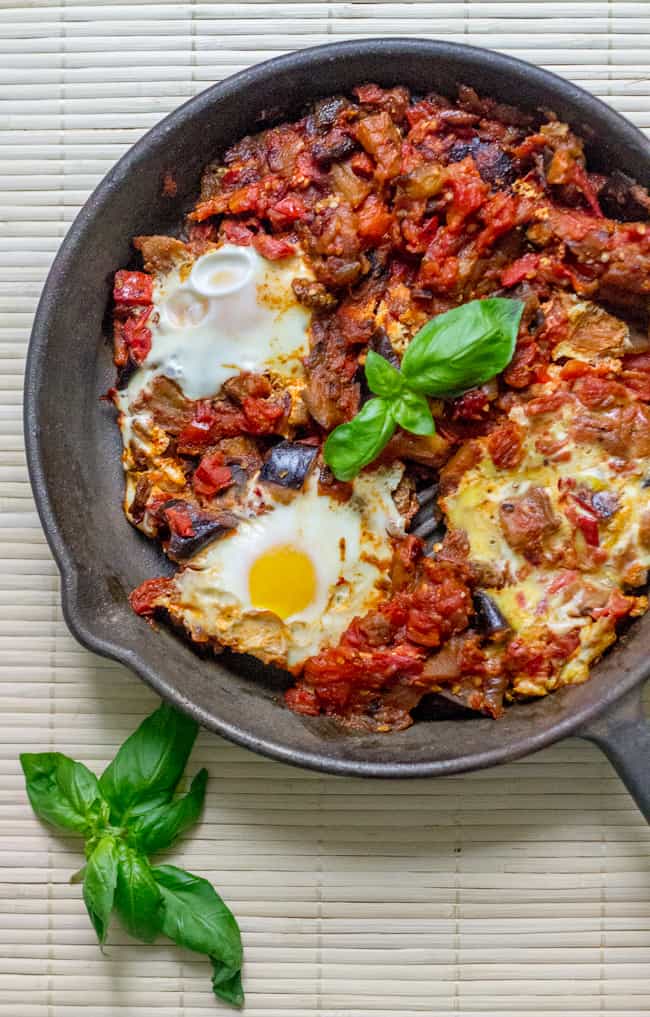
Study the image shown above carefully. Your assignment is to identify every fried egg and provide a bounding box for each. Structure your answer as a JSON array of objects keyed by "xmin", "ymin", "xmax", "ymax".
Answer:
[
  {"xmin": 122, "ymin": 243, "xmax": 313, "ymax": 405},
  {"xmin": 164, "ymin": 465, "xmax": 406, "ymax": 670}
]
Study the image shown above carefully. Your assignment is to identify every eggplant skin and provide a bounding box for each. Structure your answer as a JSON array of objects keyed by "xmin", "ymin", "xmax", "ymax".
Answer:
[
  {"xmin": 162, "ymin": 501, "xmax": 238, "ymax": 562},
  {"xmin": 259, "ymin": 441, "xmax": 318, "ymax": 490},
  {"xmin": 472, "ymin": 590, "xmax": 512, "ymax": 641}
]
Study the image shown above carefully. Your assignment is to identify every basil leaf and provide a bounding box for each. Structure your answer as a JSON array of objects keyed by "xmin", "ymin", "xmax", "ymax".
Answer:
[
  {"xmin": 152, "ymin": 864, "xmax": 243, "ymax": 975},
  {"xmin": 401, "ymin": 297, "xmax": 523, "ymax": 396},
  {"xmin": 114, "ymin": 843, "xmax": 163, "ymax": 942},
  {"xmin": 83, "ymin": 835, "xmax": 119, "ymax": 944},
  {"xmin": 123, "ymin": 790, "xmax": 175, "ymax": 820},
  {"xmin": 364, "ymin": 350, "xmax": 404, "ymax": 398},
  {"xmin": 20, "ymin": 752, "xmax": 107, "ymax": 834},
  {"xmin": 392, "ymin": 390, "xmax": 436, "ymax": 436},
  {"xmin": 211, "ymin": 960, "xmax": 245, "ymax": 1008},
  {"xmin": 129, "ymin": 768, "xmax": 208, "ymax": 856},
  {"xmin": 323, "ymin": 397, "xmax": 396, "ymax": 482},
  {"xmin": 99, "ymin": 702, "xmax": 198, "ymax": 819}
]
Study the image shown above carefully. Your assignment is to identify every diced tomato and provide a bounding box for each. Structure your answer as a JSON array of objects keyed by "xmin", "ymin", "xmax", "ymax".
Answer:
[
  {"xmin": 189, "ymin": 195, "xmax": 228, "ymax": 222},
  {"xmin": 291, "ymin": 151, "xmax": 326, "ymax": 187},
  {"xmin": 592, "ymin": 590, "xmax": 635, "ymax": 621},
  {"xmin": 500, "ymin": 253, "xmax": 541, "ymax": 288},
  {"xmin": 353, "ymin": 83, "xmax": 388, "ymax": 106},
  {"xmin": 621, "ymin": 352, "xmax": 650, "ymax": 401},
  {"xmin": 129, "ymin": 577, "xmax": 174, "ymax": 617},
  {"xmin": 559, "ymin": 359, "xmax": 591, "ymax": 381},
  {"xmin": 187, "ymin": 222, "xmax": 219, "ymax": 245},
  {"xmin": 228, "ymin": 183, "xmax": 266, "ymax": 216},
  {"xmin": 398, "ymin": 560, "xmax": 472, "ymax": 649},
  {"xmin": 401, "ymin": 215, "xmax": 438, "ymax": 254},
  {"xmin": 284, "ymin": 685, "xmax": 320, "ymax": 716},
  {"xmin": 304, "ymin": 642, "xmax": 425, "ymax": 688},
  {"xmin": 419, "ymin": 228, "xmax": 460, "ymax": 291},
  {"xmin": 476, "ymin": 191, "xmax": 519, "ymax": 253},
  {"xmin": 487, "ymin": 420, "xmax": 525, "ymax": 469},
  {"xmin": 445, "ymin": 157, "xmax": 489, "ymax": 233},
  {"xmin": 622, "ymin": 352, "xmax": 650, "ymax": 373},
  {"xmin": 505, "ymin": 627, "xmax": 580, "ymax": 678},
  {"xmin": 357, "ymin": 194, "xmax": 393, "ymax": 243},
  {"xmin": 113, "ymin": 270, "xmax": 153, "ymax": 306},
  {"xmin": 350, "ymin": 151, "xmax": 375, "ymax": 177},
  {"xmin": 242, "ymin": 395, "xmax": 285, "ymax": 434},
  {"xmin": 177, "ymin": 403, "xmax": 219, "ymax": 452},
  {"xmin": 452, "ymin": 387, "xmax": 491, "ymax": 421},
  {"xmin": 252, "ymin": 233, "xmax": 296, "ymax": 260},
  {"xmin": 163, "ymin": 505, "xmax": 195, "ymax": 538},
  {"xmin": 123, "ymin": 307, "xmax": 153, "ymax": 365},
  {"xmin": 572, "ymin": 375, "xmax": 628, "ymax": 409},
  {"xmin": 220, "ymin": 218, "xmax": 255, "ymax": 245},
  {"xmin": 193, "ymin": 452, "xmax": 234, "ymax": 498},
  {"xmin": 565, "ymin": 499, "xmax": 600, "ymax": 547},
  {"xmin": 512, "ymin": 132, "xmax": 546, "ymax": 161},
  {"xmin": 405, "ymin": 99, "xmax": 439, "ymax": 128},
  {"xmin": 525, "ymin": 390, "xmax": 569, "ymax": 416},
  {"xmin": 267, "ymin": 194, "xmax": 307, "ymax": 229}
]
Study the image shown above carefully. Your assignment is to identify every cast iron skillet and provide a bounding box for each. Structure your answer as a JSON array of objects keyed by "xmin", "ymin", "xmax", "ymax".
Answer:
[{"xmin": 23, "ymin": 39, "xmax": 650, "ymax": 816}]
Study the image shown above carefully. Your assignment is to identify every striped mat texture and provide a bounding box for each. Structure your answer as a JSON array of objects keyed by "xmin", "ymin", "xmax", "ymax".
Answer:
[{"xmin": 2, "ymin": 2, "xmax": 650, "ymax": 1014}]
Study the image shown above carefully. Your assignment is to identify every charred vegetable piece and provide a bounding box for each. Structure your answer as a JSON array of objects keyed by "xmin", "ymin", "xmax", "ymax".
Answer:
[
  {"xmin": 409, "ymin": 494, "xmax": 443, "ymax": 541},
  {"xmin": 599, "ymin": 170, "xmax": 650, "ymax": 222},
  {"xmin": 259, "ymin": 441, "xmax": 318, "ymax": 490},
  {"xmin": 449, "ymin": 139, "xmax": 515, "ymax": 187},
  {"xmin": 472, "ymin": 590, "xmax": 512, "ymax": 642},
  {"xmin": 312, "ymin": 96, "xmax": 351, "ymax": 130},
  {"xmin": 161, "ymin": 501, "xmax": 238, "ymax": 562}
]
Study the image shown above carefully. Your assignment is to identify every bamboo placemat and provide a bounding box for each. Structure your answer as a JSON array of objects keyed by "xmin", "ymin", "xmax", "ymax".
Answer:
[{"xmin": 3, "ymin": 2, "xmax": 650, "ymax": 1014}]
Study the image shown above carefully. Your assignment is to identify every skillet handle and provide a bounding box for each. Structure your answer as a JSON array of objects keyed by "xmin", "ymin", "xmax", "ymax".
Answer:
[{"xmin": 578, "ymin": 686, "xmax": 650, "ymax": 823}]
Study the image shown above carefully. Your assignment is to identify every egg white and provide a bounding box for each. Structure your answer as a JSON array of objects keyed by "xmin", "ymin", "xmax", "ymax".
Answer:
[
  {"xmin": 122, "ymin": 243, "xmax": 313, "ymax": 406},
  {"xmin": 165, "ymin": 465, "xmax": 406, "ymax": 670}
]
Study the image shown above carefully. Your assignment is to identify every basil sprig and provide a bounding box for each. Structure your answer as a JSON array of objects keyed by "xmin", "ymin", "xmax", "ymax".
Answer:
[
  {"xmin": 20, "ymin": 702, "xmax": 244, "ymax": 1008},
  {"xmin": 324, "ymin": 297, "xmax": 523, "ymax": 481}
]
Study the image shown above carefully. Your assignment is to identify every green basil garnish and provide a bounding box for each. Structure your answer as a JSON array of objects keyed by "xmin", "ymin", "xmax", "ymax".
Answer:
[
  {"xmin": 20, "ymin": 752, "xmax": 108, "ymax": 835},
  {"xmin": 401, "ymin": 296, "xmax": 524, "ymax": 396},
  {"xmin": 19, "ymin": 704, "xmax": 244, "ymax": 1008},
  {"xmin": 153, "ymin": 863, "xmax": 244, "ymax": 1006},
  {"xmin": 99, "ymin": 701, "xmax": 198, "ymax": 820},
  {"xmin": 391, "ymin": 389, "xmax": 435, "ymax": 436},
  {"xmin": 114, "ymin": 842, "xmax": 163, "ymax": 943},
  {"xmin": 323, "ymin": 296, "xmax": 523, "ymax": 481},
  {"xmin": 323, "ymin": 396, "xmax": 397, "ymax": 483},
  {"xmin": 83, "ymin": 835, "xmax": 119, "ymax": 944},
  {"xmin": 129, "ymin": 767, "xmax": 208, "ymax": 855}
]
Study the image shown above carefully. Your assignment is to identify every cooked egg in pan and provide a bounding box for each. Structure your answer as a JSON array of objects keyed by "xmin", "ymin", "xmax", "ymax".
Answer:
[
  {"xmin": 165, "ymin": 465, "xmax": 406, "ymax": 670},
  {"xmin": 122, "ymin": 243, "xmax": 313, "ymax": 404}
]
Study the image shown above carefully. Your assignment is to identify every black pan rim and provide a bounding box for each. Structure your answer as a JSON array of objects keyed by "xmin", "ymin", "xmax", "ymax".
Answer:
[{"xmin": 24, "ymin": 37, "xmax": 650, "ymax": 777}]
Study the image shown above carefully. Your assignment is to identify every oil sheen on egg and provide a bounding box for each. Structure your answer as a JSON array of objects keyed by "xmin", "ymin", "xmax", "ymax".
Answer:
[
  {"xmin": 165, "ymin": 465, "xmax": 406, "ymax": 671},
  {"xmin": 124, "ymin": 243, "xmax": 313, "ymax": 403}
]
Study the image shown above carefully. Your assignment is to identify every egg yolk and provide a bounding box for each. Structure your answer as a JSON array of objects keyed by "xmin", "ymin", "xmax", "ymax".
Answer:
[{"xmin": 248, "ymin": 545, "xmax": 317, "ymax": 620}]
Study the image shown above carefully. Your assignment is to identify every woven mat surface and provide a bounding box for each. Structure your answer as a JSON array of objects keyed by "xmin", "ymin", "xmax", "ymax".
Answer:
[{"xmin": 3, "ymin": 3, "xmax": 650, "ymax": 1014}]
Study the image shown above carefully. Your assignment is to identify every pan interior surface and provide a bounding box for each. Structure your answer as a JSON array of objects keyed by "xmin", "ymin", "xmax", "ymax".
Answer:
[{"xmin": 24, "ymin": 39, "xmax": 650, "ymax": 776}]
